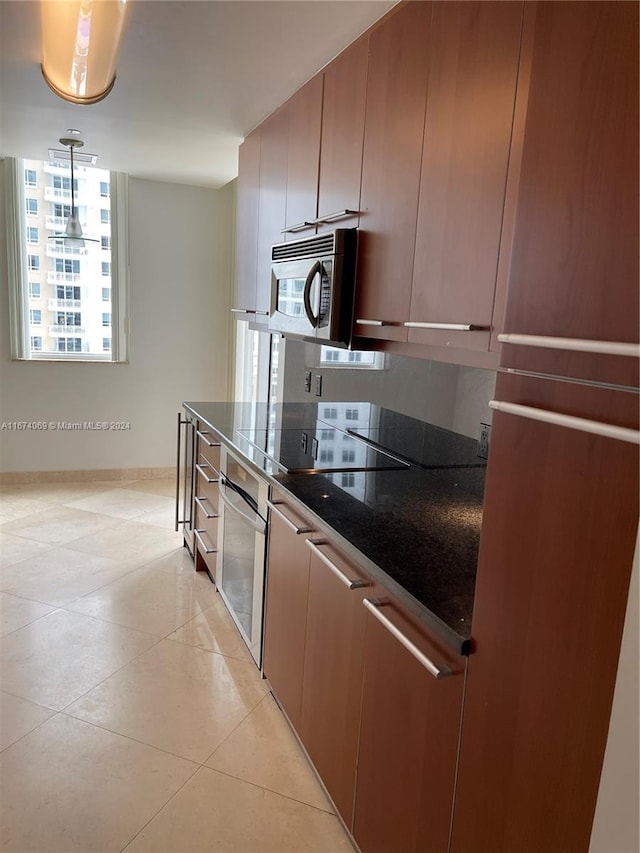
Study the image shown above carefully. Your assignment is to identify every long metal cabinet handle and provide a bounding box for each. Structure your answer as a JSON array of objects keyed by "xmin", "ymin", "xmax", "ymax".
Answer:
[
  {"xmin": 355, "ymin": 319, "xmax": 395, "ymax": 327},
  {"xmin": 218, "ymin": 486, "xmax": 266, "ymax": 535},
  {"xmin": 363, "ymin": 598, "xmax": 453, "ymax": 679},
  {"xmin": 497, "ymin": 333, "xmax": 640, "ymax": 358},
  {"xmin": 231, "ymin": 308, "xmax": 270, "ymax": 316},
  {"xmin": 281, "ymin": 220, "xmax": 315, "ymax": 234},
  {"xmin": 314, "ymin": 209, "xmax": 360, "ymax": 224},
  {"xmin": 306, "ymin": 539, "xmax": 368, "ymax": 590},
  {"xmin": 196, "ymin": 430, "xmax": 220, "ymax": 448},
  {"xmin": 404, "ymin": 322, "xmax": 483, "ymax": 331},
  {"xmin": 196, "ymin": 462, "xmax": 219, "ymax": 484},
  {"xmin": 194, "ymin": 528, "xmax": 217, "ymax": 554},
  {"xmin": 267, "ymin": 499, "xmax": 313, "ymax": 534},
  {"xmin": 489, "ymin": 400, "xmax": 640, "ymax": 445},
  {"xmin": 195, "ymin": 496, "xmax": 218, "ymax": 519},
  {"xmin": 175, "ymin": 413, "xmax": 188, "ymax": 532}
]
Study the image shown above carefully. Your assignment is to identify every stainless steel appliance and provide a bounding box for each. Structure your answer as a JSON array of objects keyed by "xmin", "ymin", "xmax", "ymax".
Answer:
[
  {"xmin": 269, "ymin": 229, "xmax": 358, "ymax": 346},
  {"xmin": 216, "ymin": 445, "xmax": 269, "ymax": 666}
]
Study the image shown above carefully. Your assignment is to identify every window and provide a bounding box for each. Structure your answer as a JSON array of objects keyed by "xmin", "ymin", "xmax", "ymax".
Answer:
[
  {"xmin": 56, "ymin": 285, "xmax": 81, "ymax": 300},
  {"xmin": 319, "ymin": 449, "xmax": 334, "ymax": 462},
  {"xmin": 56, "ymin": 337, "xmax": 83, "ymax": 353},
  {"xmin": 102, "ymin": 338, "xmax": 111, "ymax": 352},
  {"xmin": 29, "ymin": 309, "xmax": 41, "ymax": 325},
  {"xmin": 319, "ymin": 346, "xmax": 383, "ymax": 369},
  {"xmin": 30, "ymin": 336, "xmax": 42, "ymax": 351},
  {"xmin": 341, "ymin": 472, "xmax": 355, "ymax": 488},
  {"xmin": 342, "ymin": 450, "xmax": 356, "ymax": 463},
  {"xmin": 56, "ymin": 312, "xmax": 81, "ymax": 327},
  {"xmin": 323, "ymin": 407, "xmax": 338, "ymax": 420},
  {"xmin": 345, "ymin": 408, "xmax": 359, "ymax": 420},
  {"xmin": 319, "ymin": 430, "xmax": 334, "ymax": 441},
  {"xmin": 6, "ymin": 158, "xmax": 129, "ymax": 362}
]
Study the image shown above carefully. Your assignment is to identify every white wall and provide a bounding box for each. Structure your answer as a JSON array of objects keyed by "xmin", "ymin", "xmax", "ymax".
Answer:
[
  {"xmin": 589, "ymin": 525, "xmax": 640, "ymax": 853},
  {"xmin": 280, "ymin": 338, "xmax": 496, "ymax": 440},
  {"xmin": 0, "ymin": 171, "xmax": 235, "ymax": 473}
]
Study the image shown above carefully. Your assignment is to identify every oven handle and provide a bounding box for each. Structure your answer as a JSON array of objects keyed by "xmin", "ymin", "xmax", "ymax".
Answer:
[
  {"xmin": 303, "ymin": 260, "xmax": 322, "ymax": 328},
  {"xmin": 218, "ymin": 479, "xmax": 266, "ymax": 535}
]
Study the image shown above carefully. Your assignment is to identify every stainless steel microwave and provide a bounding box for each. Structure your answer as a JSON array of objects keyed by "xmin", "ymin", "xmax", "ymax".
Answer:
[{"xmin": 269, "ymin": 229, "xmax": 358, "ymax": 346}]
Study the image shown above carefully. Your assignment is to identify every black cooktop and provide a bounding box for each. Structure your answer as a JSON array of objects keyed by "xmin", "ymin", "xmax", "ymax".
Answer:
[{"xmin": 235, "ymin": 426, "xmax": 409, "ymax": 474}]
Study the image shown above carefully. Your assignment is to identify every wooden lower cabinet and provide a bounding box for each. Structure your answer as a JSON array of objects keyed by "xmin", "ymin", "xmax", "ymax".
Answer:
[
  {"xmin": 450, "ymin": 372, "xmax": 640, "ymax": 852},
  {"xmin": 262, "ymin": 492, "xmax": 315, "ymax": 730},
  {"xmin": 353, "ymin": 585, "xmax": 466, "ymax": 853},
  {"xmin": 299, "ymin": 540, "xmax": 370, "ymax": 825}
]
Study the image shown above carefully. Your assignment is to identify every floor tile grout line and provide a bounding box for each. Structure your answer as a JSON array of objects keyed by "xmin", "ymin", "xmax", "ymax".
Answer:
[{"xmin": 0, "ymin": 704, "xmax": 56, "ymax": 755}]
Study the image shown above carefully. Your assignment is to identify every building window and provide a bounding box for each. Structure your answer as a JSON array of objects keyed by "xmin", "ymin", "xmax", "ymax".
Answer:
[
  {"xmin": 341, "ymin": 472, "xmax": 355, "ymax": 488},
  {"xmin": 319, "ymin": 429, "xmax": 334, "ymax": 441},
  {"xmin": 30, "ymin": 336, "xmax": 42, "ymax": 351},
  {"xmin": 6, "ymin": 158, "xmax": 129, "ymax": 362},
  {"xmin": 345, "ymin": 408, "xmax": 359, "ymax": 420},
  {"xmin": 323, "ymin": 407, "xmax": 338, "ymax": 420},
  {"xmin": 319, "ymin": 449, "xmax": 334, "ymax": 462},
  {"xmin": 342, "ymin": 450, "xmax": 356, "ymax": 463},
  {"xmin": 56, "ymin": 285, "xmax": 81, "ymax": 300},
  {"xmin": 102, "ymin": 338, "xmax": 111, "ymax": 352},
  {"xmin": 29, "ymin": 309, "xmax": 42, "ymax": 325},
  {"xmin": 56, "ymin": 337, "xmax": 83, "ymax": 353},
  {"xmin": 319, "ymin": 346, "xmax": 383, "ymax": 369}
]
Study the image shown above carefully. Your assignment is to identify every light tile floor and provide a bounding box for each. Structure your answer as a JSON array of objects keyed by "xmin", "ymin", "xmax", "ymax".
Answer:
[{"xmin": 0, "ymin": 479, "xmax": 354, "ymax": 853}]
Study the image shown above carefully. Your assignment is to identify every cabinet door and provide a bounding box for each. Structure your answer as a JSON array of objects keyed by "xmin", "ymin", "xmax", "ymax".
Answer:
[
  {"xmin": 299, "ymin": 540, "xmax": 369, "ymax": 826},
  {"xmin": 316, "ymin": 35, "xmax": 369, "ymax": 234},
  {"xmin": 234, "ymin": 129, "xmax": 261, "ymax": 317},
  {"xmin": 262, "ymin": 494, "xmax": 313, "ymax": 729},
  {"xmin": 408, "ymin": 1, "xmax": 523, "ymax": 353},
  {"xmin": 284, "ymin": 76, "xmax": 323, "ymax": 238},
  {"xmin": 354, "ymin": 1, "xmax": 432, "ymax": 343},
  {"xmin": 353, "ymin": 586, "xmax": 466, "ymax": 853},
  {"xmin": 450, "ymin": 372, "xmax": 640, "ymax": 853},
  {"xmin": 500, "ymin": 1, "xmax": 639, "ymax": 388},
  {"xmin": 256, "ymin": 108, "xmax": 289, "ymax": 317}
]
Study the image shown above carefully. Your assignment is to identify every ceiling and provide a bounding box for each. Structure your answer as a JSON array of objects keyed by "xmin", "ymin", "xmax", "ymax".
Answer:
[{"xmin": 0, "ymin": 0, "xmax": 396, "ymax": 188}]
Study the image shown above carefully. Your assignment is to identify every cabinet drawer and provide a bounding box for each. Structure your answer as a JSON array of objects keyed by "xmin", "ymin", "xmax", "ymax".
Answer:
[
  {"xmin": 195, "ymin": 453, "xmax": 220, "ymax": 504},
  {"xmin": 197, "ymin": 428, "xmax": 221, "ymax": 471},
  {"xmin": 195, "ymin": 501, "xmax": 218, "ymax": 542}
]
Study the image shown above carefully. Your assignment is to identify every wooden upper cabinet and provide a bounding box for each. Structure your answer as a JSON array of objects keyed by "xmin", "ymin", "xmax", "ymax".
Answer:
[
  {"xmin": 284, "ymin": 76, "xmax": 323, "ymax": 238},
  {"xmin": 316, "ymin": 35, "xmax": 369, "ymax": 234},
  {"xmin": 234, "ymin": 129, "xmax": 261, "ymax": 316},
  {"xmin": 354, "ymin": 0, "xmax": 432, "ymax": 343},
  {"xmin": 408, "ymin": 1, "xmax": 523, "ymax": 353},
  {"xmin": 353, "ymin": 584, "xmax": 466, "ymax": 853},
  {"xmin": 500, "ymin": 1, "xmax": 639, "ymax": 388},
  {"xmin": 256, "ymin": 107, "xmax": 289, "ymax": 315}
]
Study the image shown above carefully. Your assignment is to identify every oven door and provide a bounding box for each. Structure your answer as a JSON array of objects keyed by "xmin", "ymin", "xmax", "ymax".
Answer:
[
  {"xmin": 269, "ymin": 256, "xmax": 335, "ymax": 340},
  {"xmin": 217, "ymin": 448, "xmax": 268, "ymax": 666}
]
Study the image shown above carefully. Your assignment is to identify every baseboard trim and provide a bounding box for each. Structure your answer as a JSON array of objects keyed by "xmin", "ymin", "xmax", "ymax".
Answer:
[{"xmin": 0, "ymin": 467, "xmax": 175, "ymax": 485}]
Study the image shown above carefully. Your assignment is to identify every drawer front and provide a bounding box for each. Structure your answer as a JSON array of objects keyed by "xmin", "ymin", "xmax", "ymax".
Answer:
[
  {"xmin": 193, "ymin": 519, "xmax": 217, "ymax": 578},
  {"xmin": 195, "ymin": 453, "xmax": 220, "ymax": 504},
  {"xmin": 196, "ymin": 426, "xmax": 221, "ymax": 471},
  {"xmin": 195, "ymin": 501, "xmax": 219, "ymax": 543}
]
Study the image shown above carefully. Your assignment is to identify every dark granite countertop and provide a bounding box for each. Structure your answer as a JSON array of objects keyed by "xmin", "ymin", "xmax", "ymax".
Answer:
[{"xmin": 184, "ymin": 401, "xmax": 486, "ymax": 654}]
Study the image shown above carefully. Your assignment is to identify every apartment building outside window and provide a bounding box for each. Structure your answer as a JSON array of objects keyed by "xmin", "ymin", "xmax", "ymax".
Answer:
[{"xmin": 5, "ymin": 157, "xmax": 129, "ymax": 362}]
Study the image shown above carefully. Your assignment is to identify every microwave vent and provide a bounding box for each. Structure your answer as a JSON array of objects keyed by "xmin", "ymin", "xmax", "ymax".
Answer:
[{"xmin": 272, "ymin": 232, "xmax": 336, "ymax": 262}]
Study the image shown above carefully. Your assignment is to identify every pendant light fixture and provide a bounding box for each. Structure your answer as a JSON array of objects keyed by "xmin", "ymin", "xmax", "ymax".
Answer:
[
  {"xmin": 41, "ymin": 0, "xmax": 130, "ymax": 105},
  {"xmin": 48, "ymin": 137, "xmax": 99, "ymax": 248}
]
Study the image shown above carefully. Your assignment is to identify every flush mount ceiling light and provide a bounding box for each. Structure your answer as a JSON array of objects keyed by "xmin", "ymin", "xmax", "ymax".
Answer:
[
  {"xmin": 48, "ymin": 137, "xmax": 99, "ymax": 247},
  {"xmin": 41, "ymin": 0, "xmax": 130, "ymax": 105}
]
